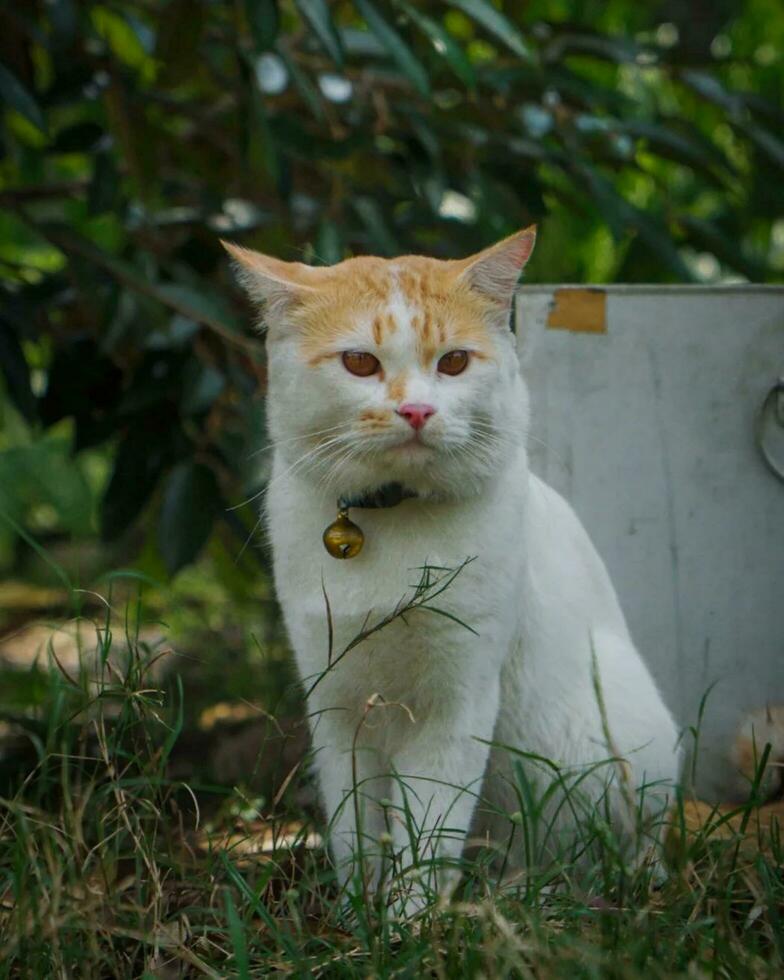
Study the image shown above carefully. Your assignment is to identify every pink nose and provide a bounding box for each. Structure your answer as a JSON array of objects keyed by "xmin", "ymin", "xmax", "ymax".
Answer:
[{"xmin": 396, "ymin": 402, "xmax": 436, "ymax": 431}]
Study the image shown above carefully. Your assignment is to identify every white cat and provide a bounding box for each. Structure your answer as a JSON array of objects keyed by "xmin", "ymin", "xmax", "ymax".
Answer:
[{"xmin": 226, "ymin": 229, "xmax": 682, "ymax": 911}]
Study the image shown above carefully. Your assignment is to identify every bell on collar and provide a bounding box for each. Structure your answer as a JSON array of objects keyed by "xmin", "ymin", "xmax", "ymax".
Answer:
[{"xmin": 323, "ymin": 507, "xmax": 364, "ymax": 559}]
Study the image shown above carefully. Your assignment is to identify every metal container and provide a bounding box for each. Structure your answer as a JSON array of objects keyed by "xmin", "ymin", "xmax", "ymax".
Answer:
[{"xmin": 517, "ymin": 284, "xmax": 784, "ymax": 800}]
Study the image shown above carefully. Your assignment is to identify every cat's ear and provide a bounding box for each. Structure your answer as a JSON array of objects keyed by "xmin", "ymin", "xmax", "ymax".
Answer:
[
  {"xmin": 222, "ymin": 241, "xmax": 324, "ymax": 324},
  {"xmin": 457, "ymin": 226, "xmax": 536, "ymax": 306}
]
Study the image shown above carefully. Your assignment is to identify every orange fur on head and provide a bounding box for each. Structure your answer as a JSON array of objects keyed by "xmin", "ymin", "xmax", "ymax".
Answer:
[{"xmin": 223, "ymin": 227, "xmax": 537, "ymax": 369}]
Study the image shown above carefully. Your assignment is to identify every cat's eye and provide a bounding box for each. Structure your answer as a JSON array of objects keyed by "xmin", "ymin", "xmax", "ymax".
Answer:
[
  {"xmin": 437, "ymin": 349, "xmax": 469, "ymax": 376},
  {"xmin": 342, "ymin": 351, "xmax": 381, "ymax": 377}
]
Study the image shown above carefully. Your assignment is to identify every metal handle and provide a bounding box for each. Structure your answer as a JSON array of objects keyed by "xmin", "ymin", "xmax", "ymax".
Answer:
[{"xmin": 757, "ymin": 377, "xmax": 784, "ymax": 484}]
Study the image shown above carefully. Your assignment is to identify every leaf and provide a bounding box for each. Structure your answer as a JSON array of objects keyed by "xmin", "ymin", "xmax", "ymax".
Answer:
[
  {"xmin": 353, "ymin": 197, "xmax": 399, "ymax": 255},
  {"xmin": 40, "ymin": 337, "xmax": 123, "ymax": 429},
  {"xmin": 0, "ymin": 318, "xmax": 37, "ymax": 422},
  {"xmin": 683, "ymin": 72, "xmax": 784, "ymax": 168},
  {"xmin": 279, "ymin": 48, "xmax": 326, "ymax": 121},
  {"xmin": 737, "ymin": 119, "xmax": 784, "ymax": 170},
  {"xmin": 155, "ymin": 0, "xmax": 205, "ymax": 81},
  {"xmin": 294, "ymin": 0, "xmax": 344, "ymax": 68},
  {"xmin": 544, "ymin": 31, "xmax": 641, "ymax": 64},
  {"xmin": 574, "ymin": 164, "xmax": 692, "ymax": 280},
  {"xmin": 448, "ymin": 0, "xmax": 531, "ymax": 62},
  {"xmin": 51, "ymin": 121, "xmax": 105, "ymax": 153},
  {"xmin": 678, "ymin": 214, "xmax": 768, "ymax": 281},
  {"xmin": 224, "ymin": 891, "xmax": 251, "ymax": 980},
  {"xmin": 0, "ymin": 64, "xmax": 46, "ymax": 133},
  {"xmin": 28, "ymin": 221, "xmax": 262, "ymax": 354},
  {"xmin": 88, "ymin": 150, "xmax": 120, "ymax": 215},
  {"xmin": 91, "ymin": 6, "xmax": 156, "ymax": 80},
  {"xmin": 0, "ymin": 440, "xmax": 93, "ymax": 536},
  {"xmin": 396, "ymin": 1, "xmax": 476, "ymax": 90},
  {"xmin": 156, "ymin": 284, "xmax": 243, "ymax": 335},
  {"xmin": 680, "ymin": 70, "xmax": 740, "ymax": 113},
  {"xmin": 314, "ymin": 217, "xmax": 343, "ymax": 264},
  {"xmin": 245, "ymin": 0, "xmax": 279, "ymax": 50},
  {"xmin": 355, "ymin": 0, "xmax": 430, "ymax": 97},
  {"xmin": 621, "ymin": 120, "xmax": 735, "ymax": 181},
  {"xmin": 180, "ymin": 361, "xmax": 226, "ymax": 415},
  {"xmin": 101, "ymin": 422, "xmax": 180, "ymax": 540},
  {"xmin": 158, "ymin": 461, "xmax": 222, "ymax": 574}
]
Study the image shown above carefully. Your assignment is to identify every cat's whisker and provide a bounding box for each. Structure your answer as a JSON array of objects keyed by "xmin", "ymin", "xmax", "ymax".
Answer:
[
  {"xmin": 247, "ymin": 421, "xmax": 355, "ymax": 460},
  {"xmin": 233, "ymin": 435, "xmax": 352, "ymax": 524},
  {"xmin": 316, "ymin": 442, "xmax": 366, "ymax": 494},
  {"xmin": 233, "ymin": 441, "xmax": 345, "ymax": 557}
]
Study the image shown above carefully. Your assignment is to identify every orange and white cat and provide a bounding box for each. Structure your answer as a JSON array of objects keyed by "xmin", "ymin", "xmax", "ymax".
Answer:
[{"xmin": 226, "ymin": 230, "xmax": 682, "ymax": 912}]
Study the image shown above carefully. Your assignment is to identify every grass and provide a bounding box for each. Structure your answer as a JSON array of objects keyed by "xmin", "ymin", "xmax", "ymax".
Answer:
[{"xmin": 0, "ymin": 583, "xmax": 782, "ymax": 978}]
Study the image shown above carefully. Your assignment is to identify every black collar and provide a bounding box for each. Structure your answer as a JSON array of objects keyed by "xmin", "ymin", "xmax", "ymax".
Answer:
[{"xmin": 338, "ymin": 482, "xmax": 418, "ymax": 511}]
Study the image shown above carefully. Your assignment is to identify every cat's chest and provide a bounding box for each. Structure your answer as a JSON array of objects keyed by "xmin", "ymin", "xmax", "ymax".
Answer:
[{"xmin": 266, "ymin": 465, "xmax": 527, "ymax": 666}]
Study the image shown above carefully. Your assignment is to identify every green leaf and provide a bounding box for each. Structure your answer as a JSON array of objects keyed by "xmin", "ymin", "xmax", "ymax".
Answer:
[
  {"xmin": 574, "ymin": 164, "xmax": 692, "ymax": 280},
  {"xmin": 0, "ymin": 317, "xmax": 37, "ymax": 422},
  {"xmin": 621, "ymin": 120, "xmax": 735, "ymax": 181},
  {"xmin": 397, "ymin": 1, "xmax": 476, "ymax": 90},
  {"xmin": 678, "ymin": 214, "xmax": 768, "ymax": 281},
  {"xmin": 683, "ymin": 71, "xmax": 784, "ymax": 167},
  {"xmin": 88, "ymin": 150, "xmax": 120, "ymax": 215},
  {"xmin": 245, "ymin": 0, "xmax": 279, "ymax": 50},
  {"xmin": 157, "ymin": 284, "xmax": 243, "ymax": 335},
  {"xmin": 737, "ymin": 119, "xmax": 784, "ymax": 170},
  {"xmin": 101, "ymin": 423, "xmax": 178, "ymax": 540},
  {"xmin": 294, "ymin": 0, "xmax": 344, "ymax": 67},
  {"xmin": 448, "ymin": 0, "xmax": 531, "ymax": 62},
  {"xmin": 315, "ymin": 217, "xmax": 343, "ymax": 264},
  {"xmin": 355, "ymin": 0, "xmax": 430, "ymax": 97},
  {"xmin": 544, "ymin": 31, "xmax": 640, "ymax": 64},
  {"xmin": 155, "ymin": 0, "xmax": 205, "ymax": 81},
  {"xmin": 0, "ymin": 440, "xmax": 93, "ymax": 536},
  {"xmin": 224, "ymin": 891, "xmax": 251, "ymax": 980},
  {"xmin": 27, "ymin": 223, "xmax": 259, "ymax": 352},
  {"xmin": 680, "ymin": 70, "xmax": 740, "ymax": 113},
  {"xmin": 180, "ymin": 361, "xmax": 226, "ymax": 415},
  {"xmin": 279, "ymin": 47, "xmax": 326, "ymax": 121},
  {"xmin": 51, "ymin": 121, "xmax": 104, "ymax": 153},
  {"xmin": 158, "ymin": 461, "xmax": 222, "ymax": 574},
  {"xmin": 91, "ymin": 6, "xmax": 156, "ymax": 81},
  {"xmin": 0, "ymin": 64, "xmax": 46, "ymax": 133},
  {"xmin": 353, "ymin": 196, "xmax": 399, "ymax": 255}
]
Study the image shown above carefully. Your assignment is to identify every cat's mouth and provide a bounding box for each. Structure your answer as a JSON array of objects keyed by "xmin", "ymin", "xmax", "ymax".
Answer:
[{"xmin": 387, "ymin": 434, "xmax": 432, "ymax": 452}]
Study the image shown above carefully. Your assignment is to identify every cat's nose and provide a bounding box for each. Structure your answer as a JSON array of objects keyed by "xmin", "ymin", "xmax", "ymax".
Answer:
[{"xmin": 396, "ymin": 402, "xmax": 436, "ymax": 430}]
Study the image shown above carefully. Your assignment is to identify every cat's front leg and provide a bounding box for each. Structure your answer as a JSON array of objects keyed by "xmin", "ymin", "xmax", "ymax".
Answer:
[
  {"xmin": 384, "ymin": 679, "xmax": 501, "ymax": 916},
  {"xmin": 310, "ymin": 712, "xmax": 391, "ymax": 895}
]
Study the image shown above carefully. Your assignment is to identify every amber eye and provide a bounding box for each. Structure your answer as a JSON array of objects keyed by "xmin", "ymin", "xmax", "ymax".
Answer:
[
  {"xmin": 342, "ymin": 351, "xmax": 381, "ymax": 377},
  {"xmin": 437, "ymin": 349, "xmax": 469, "ymax": 376}
]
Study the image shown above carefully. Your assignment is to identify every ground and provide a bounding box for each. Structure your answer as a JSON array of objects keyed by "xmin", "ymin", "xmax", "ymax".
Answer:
[{"xmin": 0, "ymin": 566, "xmax": 782, "ymax": 978}]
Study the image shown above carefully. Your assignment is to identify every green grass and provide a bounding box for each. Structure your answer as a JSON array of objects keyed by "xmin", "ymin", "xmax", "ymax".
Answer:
[{"xmin": 0, "ymin": 586, "xmax": 782, "ymax": 978}]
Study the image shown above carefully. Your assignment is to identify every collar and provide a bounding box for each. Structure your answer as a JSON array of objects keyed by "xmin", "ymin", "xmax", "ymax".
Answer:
[
  {"xmin": 323, "ymin": 482, "xmax": 419, "ymax": 560},
  {"xmin": 338, "ymin": 481, "xmax": 418, "ymax": 511}
]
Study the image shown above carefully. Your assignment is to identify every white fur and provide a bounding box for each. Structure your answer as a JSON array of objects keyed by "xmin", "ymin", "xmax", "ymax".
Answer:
[{"xmin": 252, "ymin": 258, "xmax": 682, "ymax": 912}]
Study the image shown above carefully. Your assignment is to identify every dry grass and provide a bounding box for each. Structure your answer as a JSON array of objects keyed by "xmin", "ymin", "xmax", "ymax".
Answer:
[{"xmin": 0, "ymin": 588, "xmax": 782, "ymax": 978}]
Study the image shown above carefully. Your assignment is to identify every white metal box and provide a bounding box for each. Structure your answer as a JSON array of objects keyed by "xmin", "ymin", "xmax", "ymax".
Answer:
[{"xmin": 517, "ymin": 285, "xmax": 784, "ymax": 800}]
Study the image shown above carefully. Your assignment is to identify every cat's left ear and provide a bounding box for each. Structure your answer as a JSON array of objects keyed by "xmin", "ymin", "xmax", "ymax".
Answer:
[
  {"xmin": 457, "ymin": 226, "xmax": 536, "ymax": 308},
  {"xmin": 221, "ymin": 241, "xmax": 325, "ymax": 326}
]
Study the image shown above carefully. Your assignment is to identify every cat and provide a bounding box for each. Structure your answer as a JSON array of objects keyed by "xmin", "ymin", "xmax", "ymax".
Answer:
[
  {"xmin": 731, "ymin": 704, "xmax": 784, "ymax": 802},
  {"xmin": 225, "ymin": 228, "xmax": 682, "ymax": 913},
  {"xmin": 669, "ymin": 706, "xmax": 784, "ymax": 857}
]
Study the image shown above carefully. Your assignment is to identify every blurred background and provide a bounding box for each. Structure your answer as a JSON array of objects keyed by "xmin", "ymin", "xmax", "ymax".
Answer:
[{"xmin": 1, "ymin": 0, "xmax": 783, "ymax": 800}]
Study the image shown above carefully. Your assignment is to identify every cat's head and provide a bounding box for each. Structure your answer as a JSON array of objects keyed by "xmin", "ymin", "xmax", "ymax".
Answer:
[{"xmin": 225, "ymin": 229, "xmax": 535, "ymax": 498}]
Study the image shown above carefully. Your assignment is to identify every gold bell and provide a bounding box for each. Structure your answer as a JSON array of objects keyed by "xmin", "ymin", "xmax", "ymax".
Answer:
[{"xmin": 323, "ymin": 508, "xmax": 364, "ymax": 559}]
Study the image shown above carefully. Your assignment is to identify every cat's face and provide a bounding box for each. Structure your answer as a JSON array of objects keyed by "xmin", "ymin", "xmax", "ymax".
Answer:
[{"xmin": 227, "ymin": 229, "xmax": 535, "ymax": 498}]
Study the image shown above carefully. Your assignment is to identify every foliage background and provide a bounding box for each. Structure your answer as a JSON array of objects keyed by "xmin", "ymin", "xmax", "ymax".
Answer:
[
  {"xmin": 1, "ymin": 0, "xmax": 782, "ymax": 583},
  {"xmin": 0, "ymin": 5, "xmax": 783, "ymax": 970}
]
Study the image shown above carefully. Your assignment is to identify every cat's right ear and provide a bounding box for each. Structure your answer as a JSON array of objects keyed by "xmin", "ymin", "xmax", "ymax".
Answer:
[{"xmin": 221, "ymin": 241, "xmax": 322, "ymax": 325}]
